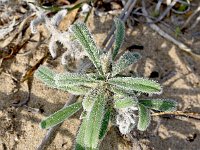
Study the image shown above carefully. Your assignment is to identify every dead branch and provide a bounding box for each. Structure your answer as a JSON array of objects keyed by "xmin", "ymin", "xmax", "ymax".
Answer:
[
  {"xmin": 181, "ymin": 2, "xmax": 200, "ymax": 30},
  {"xmin": 152, "ymin": 111, "xmax": 200, "ymax": 120},
  {"xmin": 141, "ymin": 0, "xmax": 200, "ymax": 61},
  {"xmin": 102, "ymin": 0, "xmax": 137, "ymax": 48},
  {"xmin": 103, "ymin": 0, "xmax": 138, "ymax": 52}
]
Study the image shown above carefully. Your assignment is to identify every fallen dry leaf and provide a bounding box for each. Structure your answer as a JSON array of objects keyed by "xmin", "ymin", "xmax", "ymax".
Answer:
[{"xmin": 21, "ymin": 51, "xmax": 49, "ymax": 82}]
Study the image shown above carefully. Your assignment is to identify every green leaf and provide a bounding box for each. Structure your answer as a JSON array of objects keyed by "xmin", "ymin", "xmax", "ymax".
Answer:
[
  {"xmin": 99, "ymin": 108, "xmax": 111, "ymax": 140},
  {"xmin": 137, "ymin": 104, "xmax": 151, "ymax": 131},
  {"xmin": 56, "ymin": 84, "xmax": 90, "ymax": 95},
  {"xmin": 35, "ymin": 66, "xmax": 90, "ymax": 95},
  {"xmin": 112, "ymin": 52, "xmax": 141, "ymax": 77},
  {"xmin": 34, "ymin": 66, "xmax": 57, "ymax": 88},
  {"xmin": 139, "ymin": 99, "xmax": 177, "ymax": 112},
  {"xmin": 75, "ymin": 118, "xmax": 87, "ymax": 150},
  {"xmin": 40, "ymin": 101, "xmax": 82, "ymax": 129},
  {"xmin": 82, "ymin": 88, "xmax": 99, "ymax": 112},
  {"xmin": 178, "ymin": 4, "xmax": 188, "ymax": 12},
  {"xmin": 84, "ymin": 89, "xmax": 106, "ymax": 149},
  {"xmin": 71, "ymin": 22, "xmax": 103, "ymax": 75},
  {"xmin": 108, "ymin": 77, "xmax": 162, "ymax": 94},
  {"xmin": 112, "ymin": 18, "xmax": 125, "ymax": 60},
  {"xmin": 110, "ymin": 85, "xmax": 137, "ymax": 96},
  {"xmin": 55, "ymin": 72, "xmax": 99, "ymax": 87},
  {"xmin": 100, "ymin": 52, "xmax": 112, "ymax": 74},
  {"xmin": 114, "ymin": 96, "xmax": 137, "ymax": 109}
]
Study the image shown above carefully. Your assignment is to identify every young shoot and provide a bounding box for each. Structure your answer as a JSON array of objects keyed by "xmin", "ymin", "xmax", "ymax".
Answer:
[{"xmin": 35, "ymin": 18, "xmax": 177, "ymax": 149}]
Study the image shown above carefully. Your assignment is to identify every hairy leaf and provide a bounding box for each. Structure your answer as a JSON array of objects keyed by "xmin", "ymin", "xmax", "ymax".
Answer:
[
  {"xmin": 75, "ymin": 118, "xmax": 87, "ymax": 150},
  {"xmin": 71, "ymin": 22, "xmax": 103, "ymax": 75},
  {"xmin": 55, "ymin": 72, "xmax": 98, "ymax": 87},
  {"xmin": 84, "ymin": 89, "xmax": 106, "ymax": 149},
  {"xmin": 82, "ymin": 88, "xmax": 99, "ymax": 112},
  {"xmin": 114, "ymin": 96, "xmax": 137, "ymax": 109},
  {"xmin": 139, "ymin": 99, "xmax": 177, "ymax": 112},
  {"xmin": 137, "ymin": 104, "xmax": 151, "ymax": 131},
  {"xmin": 30, "ymin": 14, "xmax": 45, "ymax": 34},
  {"xmin": 112, "ymin": 52, "xmax": 141, "ymax": 77},
  {"xmin": 112, "ymin": 18, "xmax": 125, "ymax": 60},
  {"xmin": 51, "ymin": 9, "xmax": 67, "ymax": 27},
  {"xmin": 100, "ymin": 52, "xmax": 112, "ymax": 74},
  {"xmin": 35, "ymin": 66, "xmax": 89, "ymax": 95},
  {"xmin": 108, "ymin": 77, "xmax": 162, "ymax": 94},
  {"xmin": 56, "ymin": 84, "xmax": 90, "ymax": 95},
  {"xmin": 99, "ymin": 108, "xmax": 111, "ymax": 140},
  {"xmin": 40, "ymin": 102, "xmax": 82, "ymax": 129},
  {"xmin": 34, "ymin": 66, "xmax": 57, "ymax": 88},
  {"xmin": 110, "ymin": 85, "xmax": 137, "ymax": 96}
]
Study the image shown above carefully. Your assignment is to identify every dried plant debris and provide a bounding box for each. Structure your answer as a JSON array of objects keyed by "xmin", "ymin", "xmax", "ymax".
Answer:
[
  {"xmin": 0, "ymin": 19, "xmax": 16, "ymax": 40},
  {"xmin": 29, "ymin": 4, "xmax": 86, "ymax": 65},
  {"xmin": 141, "ymin": 0, "xmax": 200, "ymax": 61},
  {"xmin": 0, "ymin": 0, "xmax": 30, "ymax": 25},
  {"xmin": 21, "ymin": 51, "xmax": 49, "ymax": 82}
]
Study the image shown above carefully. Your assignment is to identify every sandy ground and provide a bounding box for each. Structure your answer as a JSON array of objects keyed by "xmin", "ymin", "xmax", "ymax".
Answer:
[{"xmin": 1, "ymin": 3, "xmax": 200, "ymax": 150}]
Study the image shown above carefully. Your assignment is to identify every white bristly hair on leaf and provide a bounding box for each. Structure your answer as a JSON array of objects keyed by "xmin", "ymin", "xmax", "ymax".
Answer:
[
  {"xmin": 61, "ymin": 33, "xmax": 86, "ymax": 65},
  {"xmin": 30, "ymin": 14, "xmax": 45, "ymax": 34},
  {"xmin": 51, "ymin": 9, "xmax": 67, "ymax": 27},
  {"xmin": 116, "ymin": 106, "xmax": 138, "ymax": 134},
  {"xmin": 81, "ymin": 3, "xmax": 91, "ymax": 14},
  {"xmin": 29, "ymin": 4, "xmax": 86, "ymax": 62}
]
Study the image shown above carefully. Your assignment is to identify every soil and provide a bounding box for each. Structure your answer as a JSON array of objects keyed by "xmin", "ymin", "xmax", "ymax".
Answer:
[{"xmin": 1, "ymin": 1, "xmax": 200, "ymax": 150}]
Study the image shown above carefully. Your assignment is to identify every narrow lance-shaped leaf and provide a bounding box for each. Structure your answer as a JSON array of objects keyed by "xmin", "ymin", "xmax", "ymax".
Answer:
[
  {"xmin": 114, "ymin": 96, "xmax": 137, "ymax": 109},
  {"xmin": 40, "ymin": 101, "xmax": 82, "ymax": 129},
  {"xmin": 108, "ymin": 77, "xmax": 162, "ymax": 94},
  {"xmin": 84, "ymin": 89, "xmax": 106, "ymax": 149},
  {"xmin": 139, "ymin": 99, "xmax": 177, "ymax": 112},
  {"xmin": 137, "ymin": 104, "xmax": 151, "ymax": 131},
  {"xmin": 55, "ymin": 73, "xmax": 99, "ymax": 87},
  {"xmin": 56, "ymin": 84, "xmax": 90, "ymax": 95},
  {"xmin": 82, "ymin": 88, "xmax": 99, "ymax": 112},
  {"xmin": 101, "ymin": 52, "xmax": 112, "ymax": 74},
  {"xmin": 110, "ymin": 85, "xmax": 137, "ymax": 96},
  {"xmin": 35, "ymin": 66, "xmax": 89, "ymax": 95},
  {"xmin": 34, "ymin": 66, "xmax": 57, "ymax": 88},
  {"xmin": 75, "ymin": 118, "xmax": 87, "ymax": 150},
  {"xmin": 70, "ymin": 22, "xmax": 103, "ymax": 75},
  {"xmin": 99, "ymin": 108, "xmax": 111, "ymax": 140},
  {"xmin": 112, "ymin": 52, "xmax": 141, "ymax": 77},
  {"xmin": 112, "ymin": 18, "xmax": 125, "ymax": 60}
]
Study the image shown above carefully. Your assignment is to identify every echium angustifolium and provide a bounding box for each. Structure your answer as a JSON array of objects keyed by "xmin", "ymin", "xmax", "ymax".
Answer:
[{"xmin": 35, "ymin": 18, "xmax": 177, "ymax": 149}]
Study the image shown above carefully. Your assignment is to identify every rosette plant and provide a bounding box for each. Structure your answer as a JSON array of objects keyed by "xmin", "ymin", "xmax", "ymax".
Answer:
[{"xmin": 35, "ymin": 18, "xmax": 177, "ymax": 149}]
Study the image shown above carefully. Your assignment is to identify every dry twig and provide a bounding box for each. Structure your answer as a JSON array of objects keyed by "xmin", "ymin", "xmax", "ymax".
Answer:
[
  {"xmin": 181, "ymin": 2, "xmax": 200, "ymax": 30},
  {"xmin": 103, "ymin": 0, "xmax": 138, "ymax": 52},
  {"xmin": 102, "ymin": 0, "xmax": 137, "ymax": 48},
  {"xmin": 152, "ymin": 111, "xmax": 200, "ymax": 120},
  {"xmin": 141, "ymin": 0, "xmax": 200, "ymax": 61},
  {"xmin": 0, "ymin": 14, "xmax": 34, "ymax": 48}
]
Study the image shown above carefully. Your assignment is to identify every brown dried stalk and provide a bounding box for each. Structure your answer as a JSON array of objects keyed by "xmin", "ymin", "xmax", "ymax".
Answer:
[{"xmin": 152, "ymin": 111, "xmax": 200, "ymax": 120}]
